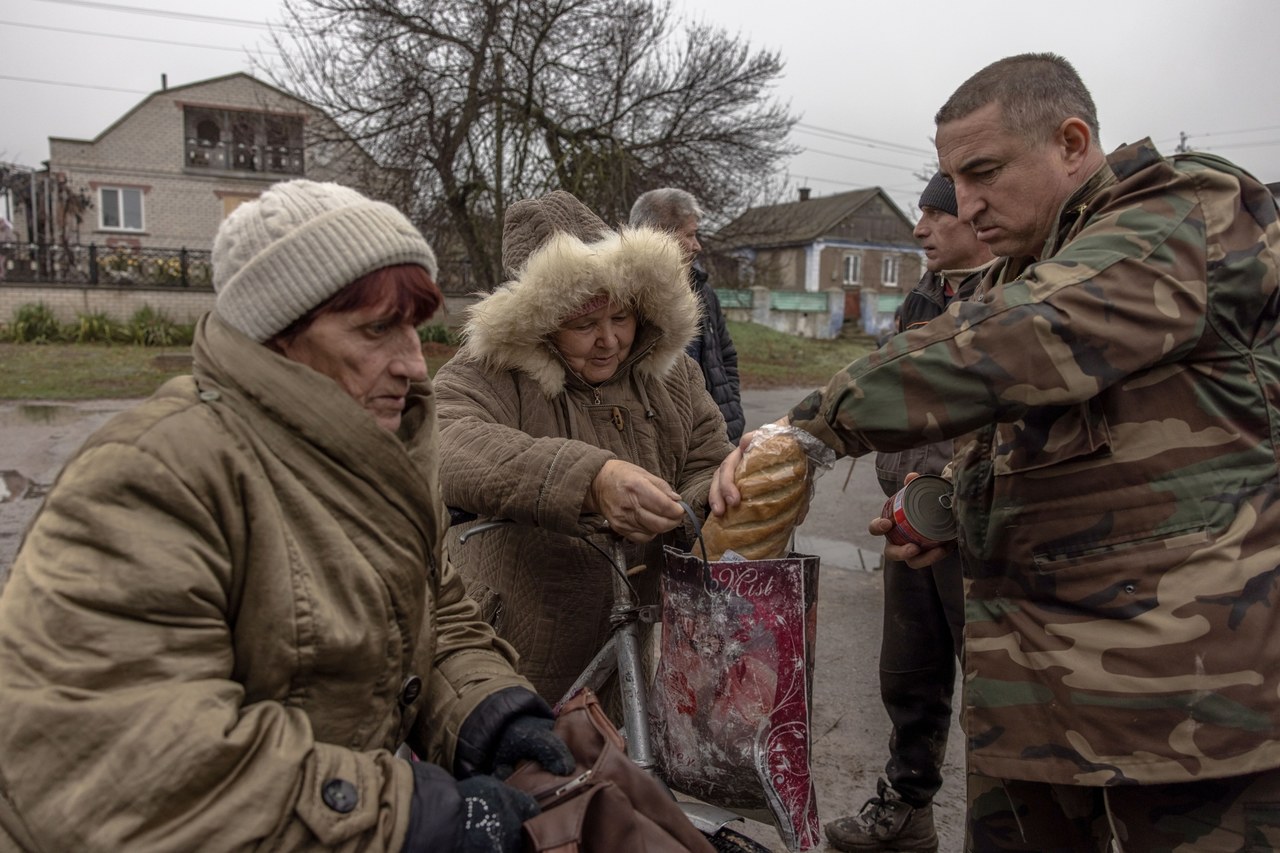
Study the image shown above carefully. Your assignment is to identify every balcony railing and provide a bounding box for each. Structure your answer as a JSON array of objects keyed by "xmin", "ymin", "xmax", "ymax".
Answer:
[
  {"xmin": 185, "ymin": 140, "xmax": 305, "ymax": 176},
  {"xmin": 0, "ymin": 242, "xmax": 213, "ymax": 288}
]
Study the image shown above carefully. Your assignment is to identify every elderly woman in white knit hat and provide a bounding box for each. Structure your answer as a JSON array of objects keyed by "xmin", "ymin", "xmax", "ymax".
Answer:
[
  {"xmin": 433, "ymin": 190, "xmax": 735, "ymax": 705},
  {"xmin": 0, "ymin": 180, "xmax": 575, "ymax": 853}
]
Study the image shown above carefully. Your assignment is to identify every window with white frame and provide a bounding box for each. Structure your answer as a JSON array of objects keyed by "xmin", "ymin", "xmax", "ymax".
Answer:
[
  {"xmin": 100, "ymin": 187, "xmax": 144, "ymax": 231},
  {"xmin": 881, "ymin": 255, "xmax": 899, "ymax": 287},
  {"xmin": 842, "ymin": 253, "xmax": 861, "ymax": 285}
]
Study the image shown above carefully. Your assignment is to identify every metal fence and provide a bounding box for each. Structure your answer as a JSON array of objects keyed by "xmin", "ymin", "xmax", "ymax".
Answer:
[
  {"xmin": 0, "ymin": 241, "xmax": 213, "ymax": 288},
  {"xmin": 0, "ymin": 241, "xmax": 489, "ymax": 294}
]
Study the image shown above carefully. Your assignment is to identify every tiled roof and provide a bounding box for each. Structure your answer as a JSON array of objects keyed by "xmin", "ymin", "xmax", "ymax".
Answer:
[{"xmin": 713, "ymin": 187, "xmax": 904, "ymax": 249}]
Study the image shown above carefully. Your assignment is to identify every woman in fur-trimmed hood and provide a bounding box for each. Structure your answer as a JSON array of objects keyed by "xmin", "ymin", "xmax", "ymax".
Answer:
[{"xmin": 434, "ymin": 190, "xmax": 735, "ymax": 703}]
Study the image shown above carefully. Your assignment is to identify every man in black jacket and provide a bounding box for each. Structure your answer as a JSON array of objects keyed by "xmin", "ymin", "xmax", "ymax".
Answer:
[
  {"xmin": 630, "ymin": 188, "xmax": 744, "ymax": 443},
  {"xmin": 826, "ymin": 172, "xmax": 992, "ymax": 853}
]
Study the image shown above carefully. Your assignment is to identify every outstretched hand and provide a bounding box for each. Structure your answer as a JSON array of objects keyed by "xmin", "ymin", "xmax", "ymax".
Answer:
[
  {"xmin": 585, "ymin": 459, "xmax": 684, "ymax": 542},
  {"xmin": 870, "ymin": 472, "xmax": 955, "ymax": 569}
]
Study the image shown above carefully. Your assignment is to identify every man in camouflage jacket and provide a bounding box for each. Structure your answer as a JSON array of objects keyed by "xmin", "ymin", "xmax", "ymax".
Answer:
[{"xmin": 712, "ymin": 53, "xmax": 1280, "ymax": 851}]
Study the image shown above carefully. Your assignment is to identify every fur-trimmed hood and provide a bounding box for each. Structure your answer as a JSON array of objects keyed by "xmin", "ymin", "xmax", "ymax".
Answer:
[{"xmin": 460, "ymin": 227, "xmax": 701, "ymax": 397}]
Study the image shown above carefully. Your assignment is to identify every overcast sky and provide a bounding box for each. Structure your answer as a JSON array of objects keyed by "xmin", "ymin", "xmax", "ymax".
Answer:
[{"xmin": 4, "ymin": 0, "xmax": 1279, "ymax": 218}]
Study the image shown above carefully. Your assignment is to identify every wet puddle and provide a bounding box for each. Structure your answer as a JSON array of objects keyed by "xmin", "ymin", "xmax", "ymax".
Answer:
[
  {"xmin": 0, "ymin": 402, "xmax": 129, "ymax": 504},
  {"xmin": 0, "ymin": 470, "xmax": 42, "ymax": 504},
  {"xmin": 0, "ymin": 403, "xmax": 102, "ymax": 428}
]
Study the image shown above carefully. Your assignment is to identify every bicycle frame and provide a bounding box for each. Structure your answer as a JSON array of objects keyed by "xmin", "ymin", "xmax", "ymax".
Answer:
[{"xmin": 559, "ymin": 536, "xmax": 656, "ymax": 769}]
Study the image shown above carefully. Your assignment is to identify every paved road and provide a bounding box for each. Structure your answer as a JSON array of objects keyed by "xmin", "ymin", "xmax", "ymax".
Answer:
[{"xmin": 0, "ymin": 390, "xmax": 966, "ymax": 852}]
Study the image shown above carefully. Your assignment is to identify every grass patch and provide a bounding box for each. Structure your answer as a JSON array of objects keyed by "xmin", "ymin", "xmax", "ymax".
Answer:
[
  {"xmin": 729, "ymin": 321, "xmax": 874, "ymax": 389},
  {"xmin": 0, "ymin": 342, "xmax": 463, "ymax": 400},
  {"xmin": 1, "ymin": 322, "xmax": 875, "ymax": 400},
  {"xmin": 0, "ymin": 343, "xmax": 189, "ymax": 399}
]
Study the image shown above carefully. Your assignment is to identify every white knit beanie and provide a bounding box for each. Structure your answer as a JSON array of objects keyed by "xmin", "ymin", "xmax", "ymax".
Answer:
[{"xmin": 212, "ymin": 180, "xmax": 439, "ymax": 342}]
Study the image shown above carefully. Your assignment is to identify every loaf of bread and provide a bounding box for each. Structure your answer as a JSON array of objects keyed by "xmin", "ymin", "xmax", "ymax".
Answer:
[{"xmin": 696, "ymin": 431, "xmax": 810, "ymax": 561}]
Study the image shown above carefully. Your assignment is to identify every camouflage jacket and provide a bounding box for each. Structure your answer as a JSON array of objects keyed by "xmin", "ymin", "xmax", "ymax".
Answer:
[
  {"xmin": 789, "ymin": 138, "xmax": 1280, "ymax": 785},
  {"xmin": 873, "ymin": 265, "xmax": 986, "ymax": 497}
]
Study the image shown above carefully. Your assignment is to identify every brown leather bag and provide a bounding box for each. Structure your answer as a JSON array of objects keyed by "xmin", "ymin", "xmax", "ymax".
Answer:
[{"xmin": 504, "ymin": 688, "xmax": 714, "ymax": 853}]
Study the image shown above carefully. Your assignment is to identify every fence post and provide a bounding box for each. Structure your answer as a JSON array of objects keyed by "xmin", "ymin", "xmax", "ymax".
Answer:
[
  {"xmin": 751, "ymin": 285, "xmax": 771, "ymax": 329},
  {"xmin": 180, "ymin": 248, "xmax": 189, "ymax": 287},
  {"xmin": 89, "ymin": 243, "xmax": 98, "ymax": 285}
]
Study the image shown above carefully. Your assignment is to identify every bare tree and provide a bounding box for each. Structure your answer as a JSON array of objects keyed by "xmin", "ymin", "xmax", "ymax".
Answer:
[{"xmin": 267, "ymin": 0, "xmax": 796, "ymax": 291}]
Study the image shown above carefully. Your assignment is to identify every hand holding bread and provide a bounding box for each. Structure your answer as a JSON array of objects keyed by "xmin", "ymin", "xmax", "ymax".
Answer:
[{"xmin": 696, "ymin": 429, "xmax": 811, "ymax": 561}]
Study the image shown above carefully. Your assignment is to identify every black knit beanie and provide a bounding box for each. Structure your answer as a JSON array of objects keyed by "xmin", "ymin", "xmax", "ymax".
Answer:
[{"xmin": 918, "ymin": 172, "xmax": 957, "ymax": 217}]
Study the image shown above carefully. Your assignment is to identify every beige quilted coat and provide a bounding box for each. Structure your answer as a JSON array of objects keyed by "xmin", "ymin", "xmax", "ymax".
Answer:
[{"xmin": 434, "ymin": 228, "xmax": 735, "ymax": 701}]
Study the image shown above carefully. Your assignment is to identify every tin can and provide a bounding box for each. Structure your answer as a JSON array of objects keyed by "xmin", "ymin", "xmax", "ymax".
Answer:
[{"xmin": 880, "ymin": 474, "xmax": 956, "ymax": 549}]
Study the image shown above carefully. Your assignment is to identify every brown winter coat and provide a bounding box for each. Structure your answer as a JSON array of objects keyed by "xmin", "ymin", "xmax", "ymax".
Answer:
[
  {"xmin": 434, "ymin": 228, "xmax": 735, "ymax": 702},
  {"xmin": 0, "ymin": 313, "xmax": 531, "ymax": 851}
]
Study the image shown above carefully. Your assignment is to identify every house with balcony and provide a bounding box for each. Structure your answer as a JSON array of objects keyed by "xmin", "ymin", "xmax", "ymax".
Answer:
[
  {"xmin": 0, "ymin": 72, "xmax": 412, "ymax": 325},
  {"xmin": 711, "ymin": 187, "xmax": 924, "ymax": 337},
  {"xmin": 33, "ymin": 72, "xmax": 398, "ymax": 252}
]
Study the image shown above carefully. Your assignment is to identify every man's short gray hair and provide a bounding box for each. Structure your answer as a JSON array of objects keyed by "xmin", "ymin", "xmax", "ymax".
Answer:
[
  {"xmin": 629, "ymin": 188, "xmax": 704, "ymax": 231},
  {"xmin": 935, "ymin": 52, "xmax": 1100, "ymax": 146}
]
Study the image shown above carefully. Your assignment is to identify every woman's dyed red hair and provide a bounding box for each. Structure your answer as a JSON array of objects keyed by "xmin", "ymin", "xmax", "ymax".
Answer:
[{"xmin": 272, "ymin": 263, "xmax": 443, "ymax": 345}]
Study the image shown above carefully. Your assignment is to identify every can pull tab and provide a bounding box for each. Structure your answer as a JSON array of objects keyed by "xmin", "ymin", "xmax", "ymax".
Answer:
[{"xmin": 938, "ymin": 493, "xmax": 953, "ymax": 510}]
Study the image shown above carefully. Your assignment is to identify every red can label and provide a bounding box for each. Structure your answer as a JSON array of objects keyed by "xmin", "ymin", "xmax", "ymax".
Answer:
[{"xmin": 881, "ymin": 474, "xmax": 956, "ymax": 549}]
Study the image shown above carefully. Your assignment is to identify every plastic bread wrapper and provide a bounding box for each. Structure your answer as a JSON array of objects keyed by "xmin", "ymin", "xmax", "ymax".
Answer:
[{"xmin": 715, "ymin": 423, "xmax": 837, "ymax": 562}]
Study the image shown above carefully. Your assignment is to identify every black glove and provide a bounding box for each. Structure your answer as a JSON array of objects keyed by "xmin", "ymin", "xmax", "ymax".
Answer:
[
  {"xmin": 454, "ymin": 775, "xmax": 540, "ymax": 853},
  {"xmin": 454, "ymin": 687, "xmax": 575, "ymax": 779},
  {"xmin": 491, "ymin": 714, "xmax": 575, "ymax": 779}
]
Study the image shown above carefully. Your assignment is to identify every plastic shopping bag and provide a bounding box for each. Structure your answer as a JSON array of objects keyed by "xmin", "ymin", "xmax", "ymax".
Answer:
[{"xmin": 651, "ymin": 546, "xmax": 821, "ymax": 851}]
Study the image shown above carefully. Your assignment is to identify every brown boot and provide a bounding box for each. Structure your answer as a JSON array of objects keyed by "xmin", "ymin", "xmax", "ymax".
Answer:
[{"xmin": 824, "ymin": 779, "xmax": 938, "ymax": 852}]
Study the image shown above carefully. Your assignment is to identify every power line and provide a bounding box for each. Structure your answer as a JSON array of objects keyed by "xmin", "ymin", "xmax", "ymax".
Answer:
[
  {"xmin": 24, "ymin": 0, "xmax": 271, "ymax": 29},
  {"xmin": 1184, "ymin": 124, "xmax": 1280, "ymax": 140},
  {"xmin": 0, "ymin": 18, "xmax": 281, "ymax": 55},
  {"xmin": 1201, "ymin": 139, "xmax": 1280, "ymax": 152},
  {"xmin": 799, "ymin": 146, "xmax": 926, "ymax": 174},
  {"xmin": 793, "ymin": 122, "xmax": 934, "ymax": 157},
  {"xmin": 0, "ymin": 73, "xmax": 150, "ymax": 95}
]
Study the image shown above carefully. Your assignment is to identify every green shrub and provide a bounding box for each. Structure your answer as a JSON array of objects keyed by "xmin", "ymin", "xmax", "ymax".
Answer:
[
  {"xmin": 72, "ymin": 311, "xmax": 126, "ymax": 344},
  {"xmin": 8, "ymin": 302, "xmax": 65, "ymax": 343},
  {"xmin": 127, "ymin": 306, "xmax": 194, "ymax": 347},
  {"xmin": 419, "ymin": 324, "xmax": 460, "ymax": 346}
]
